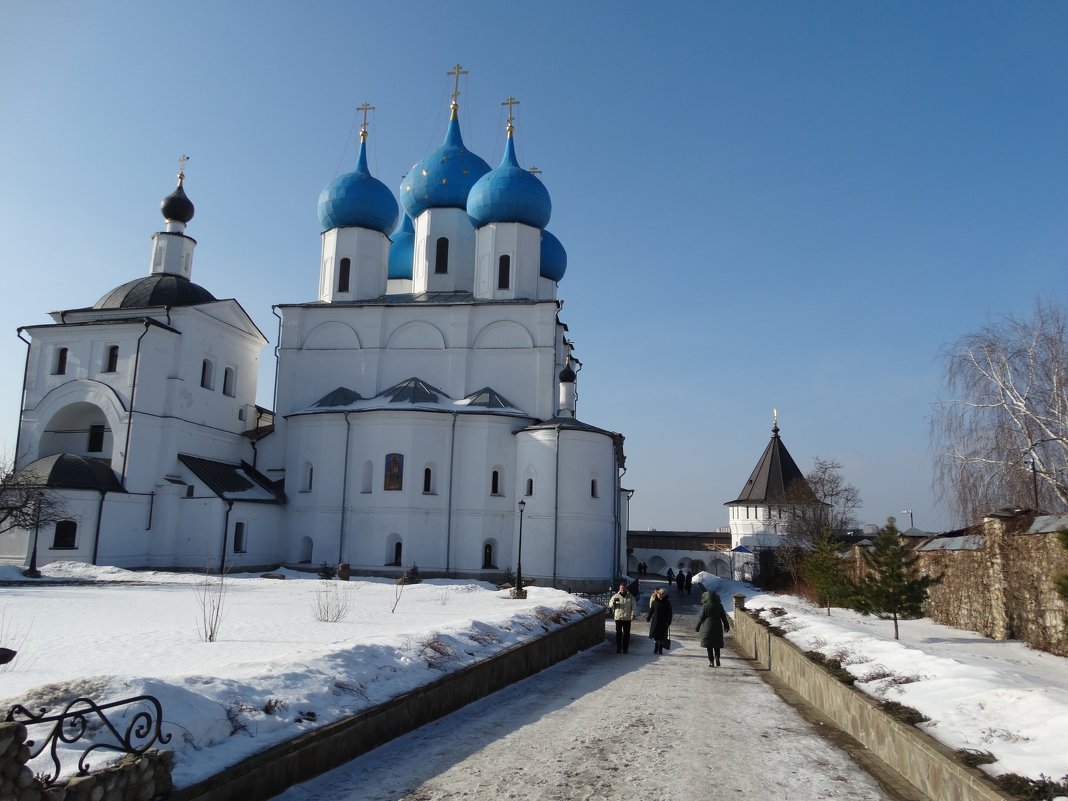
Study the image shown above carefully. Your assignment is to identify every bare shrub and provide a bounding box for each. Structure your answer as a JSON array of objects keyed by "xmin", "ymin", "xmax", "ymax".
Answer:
[
  {"xmin": 438, "ymin": 588, "xmax": 451, "ymax": 606},
  {"xmin": 314, "ymin": 582, "xmax": 353, "ymax": 623},
  {"xmin": 193, "ymin": 565, "xmax": 228, "ymax": 642},
  {"xmin": 225, "ymin": 697, "xmax": 258, "ymax": 736},
  {"xmin": 418, "ymin": 635, "xmax": 454, "ymax": 670},
  {"xmin": 956, "ymin": 748, "xmax": 996, "ymax": 768},
  {"xmin": 468, "ymin": 625, "xmax": 502, "ymax": 645},
  {"xmin": 829, "ymin": 643, "xmax": 869, "ymax": 666},
  {"xmin": 333, "ymin": 680, "xmax": 368, "ymax": 700},
  {"xmin": 263, "ymin": 698, "xmax": 288, "ymax": 715}
]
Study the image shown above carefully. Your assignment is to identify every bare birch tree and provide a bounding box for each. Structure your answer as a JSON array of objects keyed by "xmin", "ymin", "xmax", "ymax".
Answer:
[
  {"xmin": 932, "ymin": 300, "xmax": 1068, "ymax": 525},
  {"xmin": 0, "ymin": 459, "xmax": 65, "ymax": 537}
]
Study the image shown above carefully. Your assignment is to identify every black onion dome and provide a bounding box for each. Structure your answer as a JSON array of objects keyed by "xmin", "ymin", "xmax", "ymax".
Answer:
[
  {"xmin": 161, "ymin": 177, "xmax": 195, "ymax": 224},
  {"xmin": 559, "ymin": 361, "xmax": 577, "ymax": 383},
  {"xmin": 94, "ymin": 274, "xmax": 216, "ymax": 309}
]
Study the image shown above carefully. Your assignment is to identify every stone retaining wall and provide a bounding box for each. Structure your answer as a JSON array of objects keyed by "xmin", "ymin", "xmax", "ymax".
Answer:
[
  {"xmin": 169, "ymin": 608, "xmax": 606, "ymax": 801},
  {"xmin": 731, "ymin": 603, "xmax": 1013, "ymax": 801},
  {"xmin": 0, "ymin": 720, "xmax": 172, "ymax": 801}
]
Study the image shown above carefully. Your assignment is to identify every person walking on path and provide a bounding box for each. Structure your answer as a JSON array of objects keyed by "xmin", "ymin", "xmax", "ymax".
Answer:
[
  {"xmin": 696, "ymin": 590, "xmax": 731, "ymax": 666},
  {"xmin": 684, "ymin": 570, "xmax": 693, "ymax": 596},
  {"xmin": 666, "ymin": 567, "xmax": 674, "ymax": 585},
  {"xmin": 609, "ymin": 582, "xmax": 636, "ymax": 654},
  {"xmin": 646, "ymin": 587, "xmax": 673, "ymax": 655},
  {"xmin": 675, "ymin": 570, "xmax": 685, "ymax": 594}
]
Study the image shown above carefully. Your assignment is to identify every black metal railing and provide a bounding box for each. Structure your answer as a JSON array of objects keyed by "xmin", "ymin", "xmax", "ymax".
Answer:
[{"xmin": 5, "ymin": 695, "xmax": 171, "ymax": 785}]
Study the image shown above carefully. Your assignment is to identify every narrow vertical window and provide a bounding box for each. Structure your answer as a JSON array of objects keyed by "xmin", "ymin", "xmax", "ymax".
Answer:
[
  {"xmin": 491, "ymin": 470, "xmax": 500, "ymax": 496},
  {"xmin": 497, "ymin": 254, "xmax": 511, "ymax": 289},
  {"xmin": 338, "ymin": 258, "xmax": 351, "ymax": 293},
  {"xmin": 104, "ymin": 345, "xmax": 119, "ymax": 373},
  {"xmin": 53, "ymin": 347, "xmax": 68, "ymax": 375},
  {"xmin": 201, "ymin": 359, "xmax": 214, "ymax": 390},
  {"xmin": 234, "ymin": 522, "xmax": 247, "ymax": 553},
  {"xmin": 423, "ymin": 467, "xmax": 433, "ymax": 494},
  {"xmin": 590, "ymin": 479, "xmax": 599, "ymax": 498},
  {"xmin": 223, "ymin": 367, "xmax": 236, "ymax": 397},
  {"xmin": 435, "ymin": 237, "xmax": 449, "ymax": 274},
  {"xmin": 301, "ymin": 461, "xmax": 314, "ymax": 492},
  {"xmin": 525, "ymin": 477, "xmax": 534, "ymax": 496},
  {"xmin": 483, "ymin": 543, "xmax": 494, "ymax": 569},
  {"xmin": 87, "ymin": 424, "xmax": 105, "ymax": 453},
  {"xmin": 53, "ymin": 520, "xmax": 77, "ymax": 549},
  {"xmin": 393, "ymin": 541, "xmax": 403, "ymax": 565}
]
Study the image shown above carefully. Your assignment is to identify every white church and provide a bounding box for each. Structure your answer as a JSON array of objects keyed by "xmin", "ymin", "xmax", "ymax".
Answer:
[{"xmin": 2, "ymin": 75, "xmax": 629, "ymax": 592}]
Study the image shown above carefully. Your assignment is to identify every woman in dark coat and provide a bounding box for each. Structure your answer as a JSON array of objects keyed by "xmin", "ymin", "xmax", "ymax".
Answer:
[
  {"xmin": 646, "ymin": 588, "xmax": 673, "ymax": 654},
  {"xmin": 695, "ymin": 590, "xmax": 731, "ymax": 667}
]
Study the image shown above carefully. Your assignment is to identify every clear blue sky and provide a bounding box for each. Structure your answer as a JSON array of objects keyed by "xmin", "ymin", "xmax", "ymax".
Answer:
[{"xmin": 3, "ymin": 2, "xmax": 1067, "ymax": 533}]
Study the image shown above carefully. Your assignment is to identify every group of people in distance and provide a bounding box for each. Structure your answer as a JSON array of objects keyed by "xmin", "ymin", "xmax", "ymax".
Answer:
[
  {"xmin": 665, "ymin": 567, "xmax": 694, "ymax": 595},
  {"xmin": 608, "ymin": 573, "xmax": 730, "ymax": 666}
]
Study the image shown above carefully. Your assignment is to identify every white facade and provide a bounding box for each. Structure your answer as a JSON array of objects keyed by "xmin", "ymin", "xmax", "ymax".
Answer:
[{"xmin": 6, "ymin": 97, "xmax": 627, "ymax": 591}]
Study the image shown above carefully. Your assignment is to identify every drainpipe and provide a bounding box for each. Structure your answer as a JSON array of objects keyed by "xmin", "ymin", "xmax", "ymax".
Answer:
[
  {"xmin": 220, "ymin": 500, "xmax": 234, "ymax": 574},
  {"xmin": 146, "ymin": 490, "xmax": 155, "ymax": 530},
  {"xmin": 271, "ymin": 306, "xmax": 283, "ymax": 414},
  {"xmin": 91, "ymin": 490, "xmax": 107, "ymax": 565},
  {"xmin": 120, "ymin": 320, "xmax": 152, "ymax": 488},
  {"xmin": 616, "ymin": 465, "xmax": 628, "ymax": 584},
  {"xmin": 445, "ymin": 411, "xmax": 458, "ymax": 577},
  {"xmin": 338, "ymin": 411, "xmax": 352, "ymax": 564},
  {"xmin": 14, "ymin": 329, "xmax": 32, "ymax": 468},
  {"xmin": 552, "ymin": 427, "xmax": 561, "ymax": 588}
]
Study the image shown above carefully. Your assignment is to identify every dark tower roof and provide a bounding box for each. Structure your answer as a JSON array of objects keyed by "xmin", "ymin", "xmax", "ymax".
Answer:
[
  {"xmin": 727, "ymin": 422, "xmax": 817, "ymax": 505},
  {"xmin": 93, "ymin": 274, "xmax": 216, "ymax": 310},
  {"xmin": 14, "ymin": 453, "xmax": 124, "ymax": 492}
]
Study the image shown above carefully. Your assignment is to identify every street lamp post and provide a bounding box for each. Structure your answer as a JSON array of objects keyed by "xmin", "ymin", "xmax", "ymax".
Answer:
[
  {"xmin": 512, "ymin": 499, "xmax": 526, "ymax": 599},
  {"xmin": 901, "ymin": 509, "xmax": 914, "ymax": 529},
  {"xmin": 24, "ymin": 491, "xmax": 43, "ymax": 579}
]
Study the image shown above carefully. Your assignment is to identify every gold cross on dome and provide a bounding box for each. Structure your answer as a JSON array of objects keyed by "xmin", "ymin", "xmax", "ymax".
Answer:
[
  {"xmin": 177, "ymin": 154, "xmax": 189, "ymax": 178},
  {"xmin": 447, "ymin": 63, "xmax": 468, "ymax": 106},
  {"xmin": 357, "ymin": 102, "xmax": 374, "ymax": 142},
  {"xmin": 502, "ymin": 96, "xmax": 520, "ymax": 127}
]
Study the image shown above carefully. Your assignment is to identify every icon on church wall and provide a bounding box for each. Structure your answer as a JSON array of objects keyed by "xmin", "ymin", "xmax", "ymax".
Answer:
[{"xmin": 384, "ymin": 453, "xmax": 404, "ymax": 491}]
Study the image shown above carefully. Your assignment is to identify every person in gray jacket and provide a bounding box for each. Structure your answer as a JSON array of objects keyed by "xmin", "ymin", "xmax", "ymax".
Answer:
[
  {"xmin": 695, "ymin": 590, "xmax": 731, "ymax": 666},
  {"xmin": 608, "ymin": 582, "xmax": 636, "ymax": 653}
]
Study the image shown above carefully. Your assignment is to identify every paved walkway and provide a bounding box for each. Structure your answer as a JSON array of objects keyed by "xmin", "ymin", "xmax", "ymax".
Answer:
[{"xmin": 274, "ymin": 582, "xmax": 904, "ymax": 801}]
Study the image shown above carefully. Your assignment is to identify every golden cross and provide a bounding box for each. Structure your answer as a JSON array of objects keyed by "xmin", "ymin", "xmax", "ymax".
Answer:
[
  {"xmin": 447, "ymin": 63, "xmax": 468, "ymax": 106},
  {"xmin": 357, "ymin": 102, "xmax": 374, "ymax": 142},
  {"xmin": 528, "ymin": 166, "xmax": 542, "ymax": 176},
  {"xmin": 178, "ymin": 154, "xmax": 189, "ymax": 176},
  {"xmin": 502, "ymin": 96, "xmax": 520, "ymax": 127}
]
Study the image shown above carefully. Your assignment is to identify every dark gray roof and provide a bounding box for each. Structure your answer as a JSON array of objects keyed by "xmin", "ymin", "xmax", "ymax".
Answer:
[
  {"xmin": 726, "ymin": 424, "xmax": 817, "ymax": 505},
  {"xmin": 462, "ymin": 387, "xmax": 515, "ymax": 409},
  {"xmin": 521, "ymin": 417, "xmax": 626, "ymax": 468},
  {"xmin": 377, "ymin": 377, "xmax": 448, "ymax": 404},
  {"xmin": 94, "ymin": 274, "xmax": 216, "ymax": 310},
  {"xmin": 313, "ymin": 387, "xmax": 364, "ymax": 408},
  {"xmin": 278, "ymin": 291, "xmax": 552, "ymax": 309},
  {"xmin": 177, "ymin": 455, "xmax": 283, "ymax": 503},
  {"xmin": 15, "ymin": 453, "xmax": 125, "ymax": 492}
]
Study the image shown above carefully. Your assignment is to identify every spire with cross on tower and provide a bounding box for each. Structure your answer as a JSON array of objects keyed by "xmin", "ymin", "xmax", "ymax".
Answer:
[
  {"xmin": 447, "ymin": 63, "xmax": 468, "ymax": 117},
  {"xmin": 356, "ymin": 102, "xmax": 374, "ymax": 144}
]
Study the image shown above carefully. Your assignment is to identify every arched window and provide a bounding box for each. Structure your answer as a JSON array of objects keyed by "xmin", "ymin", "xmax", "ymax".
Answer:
[
  {"xmin": 53, "ymin": 520, "xmax": 77, "ymax": 549},
  {"xmin": 491, "ymin": 470, "xmax": 501, "ymax": 496},
  {"xmin": 497, "ymin": 254, "xmax": 510, "ymax": 289},
  {"xmin": 53, "ymin": 347, "xmax": 68, "ymax": 375},
  {"xmin": 393, "ymin": 541, "xmax": 403, "ymax": 566},
  {"xmin": 525, "ymin": 477, "xmax": 534, "ymax": 497},
  {"xmin": 435, "ymin": 237, "xmax": 449, "ymax": 274},
  {"xmin": 201, "ymin": 359, "xmax": 214, "ymax": 390},
  {"xmin": 483, "ymin": 543, "xmax": 494, "ymax": 569},
  {"xmin": 104, "ymin": 345, "xmax": 119, "ymax": 373},
  {"xmin": 590, "ymin": 479, "xmax": 599, "ymax": 498},
  {"xmin": 301, "ymin": 461, "xmax": 314, "ymax": 492},
  {"xmin": 423, "ymin": 467, "xmax": 433, "ymax": 494},
  {"xmin": 338, "ymin": 258, "xmax": 351, "ymax": 293},
  {"xmin": 223, "ymin": 367, "xmax": 236, "ymax": 397},
  {"xmin": 234, "ymin": 522, "xmax": 247, "ymax": 553}
]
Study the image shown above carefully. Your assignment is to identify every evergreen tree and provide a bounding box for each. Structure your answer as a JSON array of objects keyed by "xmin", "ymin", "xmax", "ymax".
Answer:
[
  {"xmin": 801, "ymin": 527, "xmax": 854, "ymax": 615},
  {"xmin": 853, "ymin": 517, "xmax": 941, "ymax": 639}
]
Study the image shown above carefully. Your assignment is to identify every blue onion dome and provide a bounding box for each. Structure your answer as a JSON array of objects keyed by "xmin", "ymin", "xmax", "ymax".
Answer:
[
  {"xmin": 161, "ymin": 172, "xmax": 194, "ymax": 224},
  {"xmin": 318, "ymin": 137, "xmax": 399, "ymax": 234},
  {"xmin": 388, "ymin": 213, "xmax": 415, "ymax": 280},
  {"xmin": 401, "ymin": 111, "xmax": 491, "ymax": 219},
  {"xmin": 467, "ymin": 134, "xmax": 551, "ymax": 229},
  {"xmin": 540, "ymin": 230, "xmax": 567, "ymax": 282}
]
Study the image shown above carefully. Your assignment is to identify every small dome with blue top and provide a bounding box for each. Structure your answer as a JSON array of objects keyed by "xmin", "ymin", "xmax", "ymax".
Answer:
[
  {"xmin": 318, "ymin": 124, "xmax": 399, "ymax": 235},
  {"xmin": 540, "ymin": 229, "xmax": 567, "ymax": 282},
  {"xmin": 401, "ymin": 106, "xmax": 491, "ymax": 220},
  {"xmin": 388, "ymin": 213, "xmax": 415, "ymax": 280}
]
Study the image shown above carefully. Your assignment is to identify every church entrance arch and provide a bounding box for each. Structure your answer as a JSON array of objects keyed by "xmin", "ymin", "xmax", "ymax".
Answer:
[{"xmin": 40, "ymin": 402, "xmax": 114, "ymax": 461}]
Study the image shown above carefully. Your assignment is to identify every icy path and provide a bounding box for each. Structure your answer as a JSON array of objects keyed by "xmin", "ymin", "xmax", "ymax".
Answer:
[{"xmin": 275, "ymin": 605, "xmax": 894, "ymax": 801}]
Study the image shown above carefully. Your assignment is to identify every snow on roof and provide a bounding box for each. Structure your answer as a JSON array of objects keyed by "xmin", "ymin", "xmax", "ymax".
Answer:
[{"xmin": 915, "ymin": 534, "xmax": 984, "ymax": 552}]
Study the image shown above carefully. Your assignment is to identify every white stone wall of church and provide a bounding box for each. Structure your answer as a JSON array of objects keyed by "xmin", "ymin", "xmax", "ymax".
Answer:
[
  {"xmin": 319, "ymin": 227, "xmax": 389, "ymax": 302},
  {"xmin": 473, "ymin": 222, "xmax": 542, "ymax": 301},
  {"xmin": 412, "ymin": 208, "xmax": 476, "ymax": 294},
  {"xmin": 275, "ymin": 301, "xmax": 563, "ymax": 422}
]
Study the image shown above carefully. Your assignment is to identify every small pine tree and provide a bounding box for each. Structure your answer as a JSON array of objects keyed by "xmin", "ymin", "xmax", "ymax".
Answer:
[
  {"xmin": 853, "ymin": 517, "xmax": 941, "ymax": 639},
  {"xmin": 801, "ymin": 528, "xmax": 855, "ymax": 616}
]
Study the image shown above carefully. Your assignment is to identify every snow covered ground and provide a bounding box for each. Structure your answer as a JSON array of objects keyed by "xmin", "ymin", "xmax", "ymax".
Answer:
[
  {"xmin": 705, "ymin": 573, "xmax": 1068, "ymax": 789},
  {"xmin": 1, "ymin": 563, "xmax": 1065, "ymax": 797}
]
